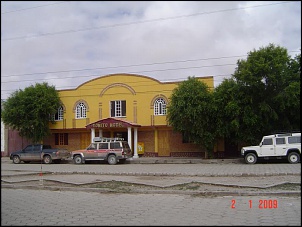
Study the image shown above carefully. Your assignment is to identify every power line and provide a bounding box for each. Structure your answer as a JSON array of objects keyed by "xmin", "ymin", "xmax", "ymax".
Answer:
[
  {"xmin": 2, "ymin": 86, "xmax": 218, "ymax": 99},
  {"xmin": 1, "ymin": 55, "xmax": 245, "ymax": 78},
  {"xmin": 2, "ymin": 48, "xmax": 299, "ymax": 93},
  {"xmin": 1, "ymin": 75, "xmax": 230, "ymax": 100},
  {"xmin": 1, "ymin": 1, "xmax": 69, "ymax": 14},
  {"xmin": 1, "ymin": 49, "xmax": 299, "ymax": 82},
  {"xmin": 1, "ymin": 74, "xmax": 218, "ymax": 91},
  {"xmin": 1, "ymin": 74, "xmax": 230, "ymax": 95},
  {"xmin": 1, "ymin": 1, "xmax": 295, "ymax": 41},
  {"xmin": 1, "ymin": 63, "xmax": 236, "ymax": 84}
]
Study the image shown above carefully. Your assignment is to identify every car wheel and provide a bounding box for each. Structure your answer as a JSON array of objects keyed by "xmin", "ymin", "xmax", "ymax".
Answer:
[
  {"xmin": 43, "ymin": 155, "xmax": 52, "ymax": 164},
  {"xmin": 245, "ymin": 153, "xmax": 257, "ymax": 164},
  {"xmin": 107, "ymin": 154, "xmax": 117, "ymax": 165},
  {"xmin": 12, "ymin": 156, "xmax": 21, "ymax": 164},
  {"xmin": 74, "ymin": 155, "xmax": 83, "ymax": 164},
  {"xmin": 288, "ymin": 152, "xmax": 300, "ymax": 164}
]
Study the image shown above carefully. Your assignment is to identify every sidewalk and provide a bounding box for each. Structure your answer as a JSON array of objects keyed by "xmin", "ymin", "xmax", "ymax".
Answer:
[
  {"xmin": 1, "ymin": 156, "xmax": 243, "ymax": 164},
  {"xmin": 1, "ymin": 156, "xmax": 301, "ymax": 196},
  {"xmin": 127, "ymin": 156, "xmax": 243, "ymax": 164}
]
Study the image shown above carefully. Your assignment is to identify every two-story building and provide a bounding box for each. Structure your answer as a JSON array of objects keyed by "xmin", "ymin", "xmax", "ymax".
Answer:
[{"xmin": 43, "ymin": 73, "xmax": 215, "ymax": 158}]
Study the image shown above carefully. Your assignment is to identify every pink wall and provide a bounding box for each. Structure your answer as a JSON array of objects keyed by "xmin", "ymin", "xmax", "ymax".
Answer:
[{"xmin": 6, "ymin": 129, "xmax": 31, "ymax": 156}]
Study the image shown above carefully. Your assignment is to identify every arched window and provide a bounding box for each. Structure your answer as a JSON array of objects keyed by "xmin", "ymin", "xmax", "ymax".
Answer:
[
  {"xmin": 154, "ymin": 98, "xmax": 166, "ymax": 115},
  {"xmin": 76, "ymin": 102, "xmax": 87, "ymax": 119},
  {"xmin": 54, "ymin": 106, "xmax": 64, "ymax": 121}
]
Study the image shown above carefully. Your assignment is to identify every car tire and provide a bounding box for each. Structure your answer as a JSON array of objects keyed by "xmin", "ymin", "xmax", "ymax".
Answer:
[
  {"xmin": 43, "ymin": 155, "xmax": 52, "ymax": 164},
  {"xmin": 107, "ymin": 154, "xmax": 117, "ymax": 165},
  {"xmin": 12, "ymin": 156, "xmax": 21, "ymax": 164},
  {"xmin": 74, "ymin": 155, "xmax": 83, "ymax": 164},
  {"xmin": 288, "ymin": 152, "xmax": 300, "ymax": 164},
  {"xmin": 245, "ymin": 153, "xmax": 257, "ymax": 164}
]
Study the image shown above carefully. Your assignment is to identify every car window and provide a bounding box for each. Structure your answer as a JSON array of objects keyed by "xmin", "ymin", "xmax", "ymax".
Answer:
[
  {"xmin": 110, "ymin": 142, "xmax": 121, "ymax": 149},
  {"xmin": 288, "ymin": 136, "xmax": 301, "ymax": 144},
  {"xmin": 87, "ymin": 143, "xmax": 97, "ymax": 150},
  {"xmin": 276, "ymin": 138, "xmax": 285, "ymax": 145},
  {"xmin": 33, "ymin": 145, "xmax": 41, "ymax": 152},
  {"xmin": 99, "ymin": 143, "xmax": 109, "ymax": 149},
  {"xmin": 262, "ymin": 138, "xmax": 273, "ymax": 145},
  {"xmin": 24, "ymin": 146, "xmax": 33, "ymax": 152}
]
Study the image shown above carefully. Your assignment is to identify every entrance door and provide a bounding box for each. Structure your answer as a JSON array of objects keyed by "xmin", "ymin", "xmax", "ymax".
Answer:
[
  {"xmin": 80, "ymin": 132, "xmax": 90, "ymax": 149},
  {"xmin": 158, "ymin": 130, "xmax": 170, "ymax": 157}
]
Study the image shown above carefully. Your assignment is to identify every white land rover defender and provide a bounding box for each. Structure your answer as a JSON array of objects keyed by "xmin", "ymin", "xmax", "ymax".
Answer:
[{"xmin": 241, "ymin": 132, "xmax": 301, "ymax": 164}]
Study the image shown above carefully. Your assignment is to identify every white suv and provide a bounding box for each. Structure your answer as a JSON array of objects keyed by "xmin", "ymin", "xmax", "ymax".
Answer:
[{"xmin": 241, "ymin": 133, "xmax": 301, "ymax": 164}]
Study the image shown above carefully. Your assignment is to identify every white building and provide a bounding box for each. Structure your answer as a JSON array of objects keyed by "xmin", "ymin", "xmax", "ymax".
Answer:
[{"xmin": 1, "ymin": 100, "xmax": 8, "ymax": 156}]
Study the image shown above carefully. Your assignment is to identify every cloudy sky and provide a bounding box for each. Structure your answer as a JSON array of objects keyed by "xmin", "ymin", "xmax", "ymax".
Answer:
[{"xmin": 1, "ymin": 1, "xmax": 301, "ymax": 100}]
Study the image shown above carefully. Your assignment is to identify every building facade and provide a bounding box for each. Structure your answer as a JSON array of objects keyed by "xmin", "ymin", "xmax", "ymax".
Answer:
[
  {"xmin": 45, "ymin": 73, "xmax": 215, "ymax": 158},
  {"xmin": 1, "ymin": 99, "xmax": 8, "ymax": 156}
]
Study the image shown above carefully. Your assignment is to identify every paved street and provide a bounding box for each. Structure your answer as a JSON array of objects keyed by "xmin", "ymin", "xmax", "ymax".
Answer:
[
  {"xmin": 1, "ymin": 157, "xmax": 301, "ymax": 177},
  {"xmin": 1, "ymin": 188, "xmax": 301, "ymax": 226},
  {"xmin": 1, "ymin": 157, "xmax": 301, "ymax": 226}
]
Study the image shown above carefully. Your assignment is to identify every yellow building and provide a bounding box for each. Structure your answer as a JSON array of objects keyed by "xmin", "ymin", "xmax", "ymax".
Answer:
[{"xmin": 45, "ymin": 73, "xmax": 214, "ymax": 158}]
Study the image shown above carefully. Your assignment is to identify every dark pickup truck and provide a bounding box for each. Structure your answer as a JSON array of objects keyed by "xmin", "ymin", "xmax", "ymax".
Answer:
[{"xmin": 10, "ymin": 144, "xmax": 70, "ymax": 164}]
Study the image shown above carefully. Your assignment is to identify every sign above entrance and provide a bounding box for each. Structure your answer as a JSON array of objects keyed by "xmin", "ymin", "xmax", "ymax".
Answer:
[
  {"xmin": 92, "ymin": 122, "xmax": 124, "ymax": 128},
  {"xmin": 86, "ymin": 117, "xmax": 141, "ymax": 129}
]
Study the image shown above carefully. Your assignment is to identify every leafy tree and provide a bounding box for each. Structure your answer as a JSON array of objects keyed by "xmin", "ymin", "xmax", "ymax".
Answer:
[
  {"xmin": 167, "ymin": 76, "xmax": 216, "ymax": 157},
  {"xmin": 168, "ymin": 44, "xmax": 300, "ymax": 157},
  {"xmin": 212, "ymin": 78, "xmax": 241, "ymax": 142},
  {"xmin": 1, "ymin": 82, "xmax": 61, "ymax": 143},
  {"xmin": 216, "ymin": 44, "xmax": 300, "ymax": 144}
]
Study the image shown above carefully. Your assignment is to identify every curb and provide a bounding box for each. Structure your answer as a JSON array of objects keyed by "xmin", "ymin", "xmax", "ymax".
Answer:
[
  {"xmin": 2, "ymin": 157, "xmax": 244, "ymax": 164},
  {"xmin": 2, "ymin": 171, "xmax": 301, "ymax": 177}
]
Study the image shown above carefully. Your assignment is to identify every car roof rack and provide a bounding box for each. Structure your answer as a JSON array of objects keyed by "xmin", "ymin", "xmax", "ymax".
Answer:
[
  {"xmin": 93, "ymin": 137, "xmax": 124, "ymax": 142},
  {"xmin": 272, "ymin": 130, "xmax": 300, "ymax": 134},
  {"xmin": 274, "ymin": 132, "xmax": 301, "ymax": 137}
]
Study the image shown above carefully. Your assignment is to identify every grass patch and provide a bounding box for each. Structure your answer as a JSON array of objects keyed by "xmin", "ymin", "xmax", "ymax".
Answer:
[{"xmin": 268, "ymin": 183, "xmax": 301, "ymax": 191}]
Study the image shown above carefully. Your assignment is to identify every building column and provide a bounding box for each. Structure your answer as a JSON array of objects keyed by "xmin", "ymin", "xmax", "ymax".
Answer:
[
  {"xmin": 99, "ymin": 129, "xmax": 103, "ymax": 137},
  {"xmin": 91, "ymin": 128, "xmax": 95, "ymax": 143},
  {"xmin": 133, "ymin": 127, "xmax": 139, "ymax": 158},
  {"xmin": 127, "ymin": 127, "xmax": 132, "ymax": 150}
]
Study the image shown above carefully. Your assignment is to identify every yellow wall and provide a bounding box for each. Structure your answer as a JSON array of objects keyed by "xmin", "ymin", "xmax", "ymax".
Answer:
[{"xmin": 50, "ymin": 73, "xmax": 214, "ymax": 129}]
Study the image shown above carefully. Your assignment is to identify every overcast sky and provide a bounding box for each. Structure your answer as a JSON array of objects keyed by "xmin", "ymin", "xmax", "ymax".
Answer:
[{"xmin": 1, "ymin": 1, "xmax": 301, "ymax": 100}]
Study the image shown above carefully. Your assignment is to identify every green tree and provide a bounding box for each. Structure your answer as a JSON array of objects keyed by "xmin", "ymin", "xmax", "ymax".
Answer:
[
  {"xmin": 167, "ymin": 76, "xmax": 216, "ymax": 157},
  {"xmin": 215, "ymin": 44, "xmax": 300, "ymax": 144},
  {"xmin": 1, "ymin": 82, "xmax": 61, "ymax": 143},
  {"xmin": 212, "ymin": 78, "xmax": 241, "ymax": 142}
]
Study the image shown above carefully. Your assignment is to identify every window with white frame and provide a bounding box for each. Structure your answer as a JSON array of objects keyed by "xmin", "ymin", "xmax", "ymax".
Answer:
[
  {"xmin": 53, "ymin": 106, "xmax": 63, "ymax": 121},
  {"xmin": 76, "ymin": 102, "xmax": 87, "ymax": 119},
  {"xmin": 110, "ymin": 100, "xmax": 126, "ymax": 117},
  {"xmin": 154, "ymin": 98, "xmax": 166, "ymax": 115}
]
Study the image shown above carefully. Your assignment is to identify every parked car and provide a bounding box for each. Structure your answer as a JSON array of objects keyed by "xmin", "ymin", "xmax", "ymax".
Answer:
[
  {"xmin": 241, "ymin": 132, "xmax": 301, "ymax": 164},
  {"xmin": 10, "ymin": 144, "xmax": 70, "ymax": 164},
  {"xmin": 70, "ymin": 137, "xmax": 132, "ymax": 165}
]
